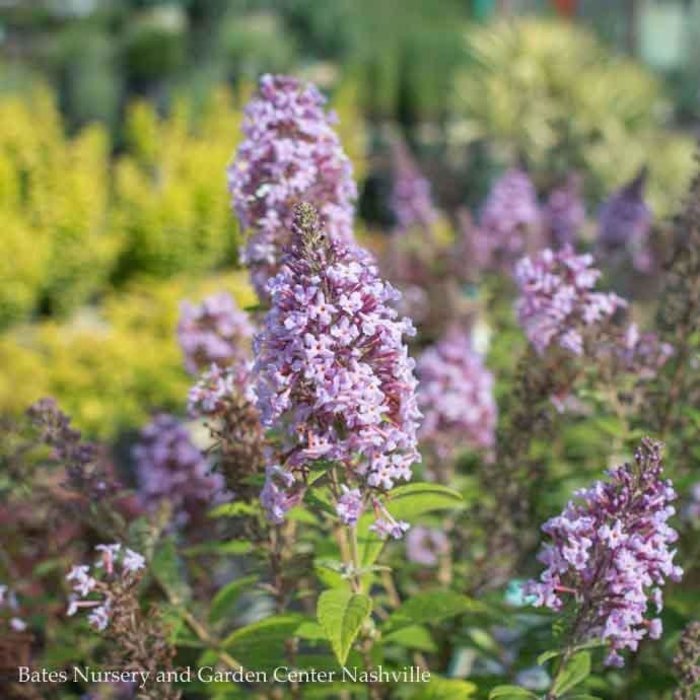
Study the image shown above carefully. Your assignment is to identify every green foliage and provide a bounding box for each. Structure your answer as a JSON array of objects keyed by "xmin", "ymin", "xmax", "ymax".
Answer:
[
  {"xmin": 551, "ymin": 651, "xmax": 592, "ymax": 696},
  {"xmin": 489, "ymin": 687, "xmax": 538, "ymax": 699},
  {"xmin": 386, "ymin": 591, "xmax": 481, "ymax": 630},
  {"xmin": 113, "ymin": 89, "xmax": 243, "ymax": 279},
  {"xmin": 317, "ymin": 588, "xmax": 372, "ymax": 665},
  {"xmin": 454, "ymin": 19, "xmax": 695, "ymax": 216},
  {"xmin": 0, "ymin": 271, "xmax": 254, "ymax": 437}
]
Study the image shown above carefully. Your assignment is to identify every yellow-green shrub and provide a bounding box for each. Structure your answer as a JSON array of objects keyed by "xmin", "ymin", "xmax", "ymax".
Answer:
[
  {"xmin": 0, "ymin": 272, "xmax": 255, "ymax": 438},
  {"xmin": 113, "ymin": 89, "xmax": 243, "ymax": 279},
  {"xmin": 0, "ymin": 89, "xmax": 117, "ymax": 322},
  {"xmin": 453, "ymin": 19, "xmax": 694, "ymax": 216}
]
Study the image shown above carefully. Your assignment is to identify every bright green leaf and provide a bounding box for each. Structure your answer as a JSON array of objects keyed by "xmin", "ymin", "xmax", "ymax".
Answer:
[
  {"xmin": 209, "ymin": 575, "xmax": 258, "ymax": 623},
  {"xmin": 552, "ymin": 652, "xmax": 591, "ymax": 696},
  {"xmin": 317, "ymin": 589, "xmax": 372, "ymax": 665},
  {"xmin": 387, "ymin": 590, "xmax": 482, "ymax": 630},
  {"xmin": 489, "ymin": 686, "xmax": 538, "ymax": 699},
  {"xmin": 385, "ymin": 483, "xmax": 464, "ymax": 521},
  {"xmin": 383, "ymin": 624, "xmax": 437, "ymax": 652}
]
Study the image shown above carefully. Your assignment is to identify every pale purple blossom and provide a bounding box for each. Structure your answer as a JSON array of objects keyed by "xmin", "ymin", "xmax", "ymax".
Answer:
[
  {"xmin": 389, "ymin": 137, "xmax": 438, "ymax": 233},
  {"xmin": 254, "ymin": 204, "xmax": 421, "ymax": 500},
  {"xmin": 133, "ymin": 414, "xmax": 226, "ymax": 521},
  {"xmin": 187, "ymin": 362, "xmax": 256, "ymax": 417},
  {"xmin": 417, "ymin": 329, "xmax": 496, "ymax": 459},
  {"xmin": 515, "ymin": 246, "xmax": 626, "ymax": 356},
  {"xmin": 478, "ymin": 168, "xmax": 541, "ymax": 267},
  {"xmin": 406, "ymin": 526, "xmax": 449, "ymax": 566},
  {"xmin": 177, "ymin": 292, "xmax": 253, "ymax": 374},
  {"xmin": 336, "ymin": 486, "xmax": 364, "ymax": 526},
  {"xmin": 66, "ymin": 545, "xmax": 146, "ymax": 632},
  {"xmin": 228, "ymin": 74, "xmax": 357, "ymax": 298},
  {"xmin": 371, "ymin": 516, "xmax": 410, "ymax": 540},
  {"xmin": 123, "ymin": 549, "xmax": 146, "ymax": 573},
  {"xmin": 526, "ymin": 439, "xmax": 682, "ymax": 666},
  {"xmin": 260, "ymin": 464, "xmax": 301, "ymax": 524}
]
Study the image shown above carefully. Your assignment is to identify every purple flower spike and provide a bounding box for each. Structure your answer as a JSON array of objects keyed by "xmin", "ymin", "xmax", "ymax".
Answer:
[
  {"xmin": 478, "ymin": 168, "xmax": 542, "ymax": 266},
  {"xmin": 389, "ymin": 137, "xmax": 438, "ymax": 234},
  {"xmin": 515, "ymin": 246, "xmax": 626, "ymax": 356},
  {"xmin": 544, "ymin": 174, "xmax": 586, "ymax": 249},
  {"xmin": 177, "ymin": 292, "xmax": 253, "ymax": 375},
  {"xmin": 417, "ymin": 328, "xmax": 496, "ymax": 459},
  {"xmin": 597, "ymin": 167, "xmax": 653, "ymax": 272},
  {"xmin": 254, "ymin": 203, "xmax": 420, "ymax": 523},
  {"xmin": 133, "ymin": 414, "xmax": 226, "ymax": 522},
  {"xmin": 228, "ymin": 74, "xmax": 357, "ymax": 298},
  {"xmin": 526, "ymin": 438, "xmax": 682, "ymax": 666}
]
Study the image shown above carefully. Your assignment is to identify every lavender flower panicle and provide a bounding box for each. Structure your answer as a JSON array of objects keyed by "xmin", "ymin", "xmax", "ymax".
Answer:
[
  {"xmin": 544, "ymin": 174, "xmax": 585, "ymax": 249},
  {"xmin": 66, "ymin": 544, "xmax": 145, "ymax": 631},
  {"xmin": 133, "ymin": 414, "xmax": 226, "ymax": 522},
  {"xmin": 336, "ymin": 486, "xmax": 364, "ymax": 526},
  {"xmin": 526, "ymin": 439, "xmax": 682, "ymax": 667},
  {"xmin": 228, "ymin": 74, "xmax": 357, "ymax": 298},
  {"xmin": 417, "ymin": 328, "xmax": 496, "ymax": 463},
  {"xmin": 188, "ymin": 364, "xmax": 265, "ymax": 501},
  {"xmin": 389, "ymin": 137, "xmax": 438, "ymax": 234},
  {"xmin": 515, "ymin": 246, "xmax": 626, "ymax": 356},
  {"xmin": 597, "ymin": 167, "xmax": 653, "ymax": 272},
  {"xmin": 177, "ymin": 292, "xmax": 253, "ymax": 375},
  {"xmin": 478, "ymin": 168, "xmax": 542, "ymax": 267},
  {"xmin": 27, "ymin": 397, "xmax": 117, "ymax": 500},
  {"xmin": 255, "ymin": 203, "xmax": 420, "ymax": 531},
  {"xmin": 66, "ymin": 547, "xmax": 179, "ymax": 699}
]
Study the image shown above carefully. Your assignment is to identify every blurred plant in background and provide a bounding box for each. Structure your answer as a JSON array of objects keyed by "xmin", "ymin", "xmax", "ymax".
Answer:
[{"xmin": 453, "ymin": 19, "xmax": 695, "ymax": 217}]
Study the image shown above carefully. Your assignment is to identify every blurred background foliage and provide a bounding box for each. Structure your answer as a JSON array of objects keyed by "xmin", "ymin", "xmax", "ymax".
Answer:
[{"xmin": 0, "ymin": 0, "xmax": 698, "ymax": 437}]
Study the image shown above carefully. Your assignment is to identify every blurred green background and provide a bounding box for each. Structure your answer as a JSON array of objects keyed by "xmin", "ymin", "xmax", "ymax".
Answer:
[{"xmin": 0, "ymin": 0, "xmax": 698, "ymax": 437}]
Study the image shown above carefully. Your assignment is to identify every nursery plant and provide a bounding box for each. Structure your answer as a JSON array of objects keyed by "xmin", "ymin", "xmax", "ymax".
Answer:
[{"xmin": 2, "ymin": 71, "xmax": 700, "ymax": 700}]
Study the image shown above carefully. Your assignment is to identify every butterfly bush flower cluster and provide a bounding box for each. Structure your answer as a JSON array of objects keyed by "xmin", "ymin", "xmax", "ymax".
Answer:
[
  {"xmin": 406, "ymin": 526, "xmax": 449, "ymax": 567},
  {"xmin": 228, "ymin": 74, "xmax": 357, "ymax": 298},
  {"xmin": 133, "ymin": 414, "xmax": 225, "ymax": 521},
  {"xmin": 597, "ymin": 168, "xmax": 653, "ymax": 272},
  {"xmin": 0, "ymin": 584, "xmax": 27, "ymax": 632},
  {"xmin": 416, "ymin": 328, "xmax": 496, "ymax": 461},
  {"xmin": 515, "ymin": 246, "xmax": 626, "ymax": 356},
  {"xmin": 177, "ymin": 292, "xmax": 253, "ymax": 375},
  {"xmin": 66, "ymin": 544, "xmax": 146, "ymax": 631},
  {"xmin": 526, "ymin": 439, "xmax": 682, "ymax": 667},
  {"xmin": 389, "ymin": 138, "xmax": 438, "ymax": 234},
  {"xmin": 543, "ymin": 174, "xmax": 585, "ymax": 249},
  {"xmin": 254, "ymin": 203, "xmax": 420, "ymax": 531},
  {"xmin": 477, "ymin": 168, "xmax": 541, "ymax": 266}
]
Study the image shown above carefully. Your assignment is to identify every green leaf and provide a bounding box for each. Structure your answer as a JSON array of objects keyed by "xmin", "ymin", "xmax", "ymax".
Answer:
[
  {"xmin": 552, "ymin": 652, "xmax": 591, "ymax": 696},
  {"xmin": 562, "ymin": 695, "xmax": 602, "ymax": 700},
  {"xmin": 383, "ymin": 624, "xmax": 437, "ymax": 652},
  {"xmin": 489, "ymin": 686, "xmax": 538, "ymax": 699},
  {"xmin": 537, "ymin": 649, "xmax": 561, "ymax": 665},
  {"xmin": 387, "ymin": 590, "xmax": 482, "ymax": 630},
  {"xmin": 209, "ymin": 575, "xmax": 258, "ymax": 623},
  {"xmin": 223, "ymin": 614, "xmax": 303, "ymax": 672},
  {"xmin": 152, "ymin": 537, "xmax": 191, "ymax": 605},
  {"xmin": 384, "ymin": 482, "xmax": 464, "ymax": 521},
  {"xmin": 208, "ymin": 501, "xmax": 260, "ymax": 518},
  {"xmin": 317, "ymin": 589, "xmax": 372, "ymax": 665}
]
